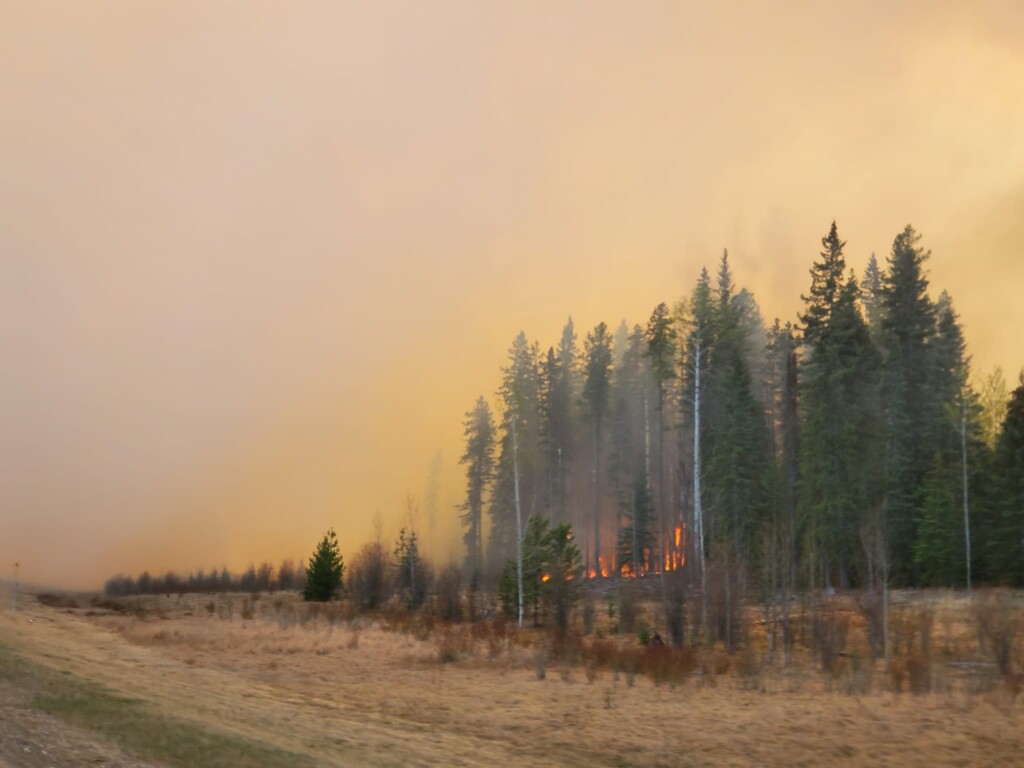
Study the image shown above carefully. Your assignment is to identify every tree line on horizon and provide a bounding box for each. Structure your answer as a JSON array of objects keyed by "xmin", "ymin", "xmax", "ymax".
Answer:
[{"xmin": 459, "ymin": 222, "xmax": 1024, "ymax": 602}]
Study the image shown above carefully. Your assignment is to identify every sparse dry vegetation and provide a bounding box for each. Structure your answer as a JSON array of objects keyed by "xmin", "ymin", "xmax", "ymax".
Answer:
[{"xmin": 2, "ymin": 584, "xmax": 1023, "ymax": 766}]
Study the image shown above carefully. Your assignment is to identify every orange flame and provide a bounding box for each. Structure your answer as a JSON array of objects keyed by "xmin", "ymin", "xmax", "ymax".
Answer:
[
  {"xmin": 598, "ymin": 556, "xmax": 609, "ymax": 578},
  {"xmin": 541, "ymin": 573, "xmax": 551, "ymax": 583}
]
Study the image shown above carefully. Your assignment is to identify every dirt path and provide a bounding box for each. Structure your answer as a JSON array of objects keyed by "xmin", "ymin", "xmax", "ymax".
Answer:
[{"xmin": 2, "ymin": 596, "xmax": 1023, "ymax": 767}]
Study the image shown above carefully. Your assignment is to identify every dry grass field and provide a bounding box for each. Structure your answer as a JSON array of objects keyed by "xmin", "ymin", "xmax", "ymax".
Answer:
[{"xmin": 1, "ymin": 588, "xmax": 1022, "ymax": 767}]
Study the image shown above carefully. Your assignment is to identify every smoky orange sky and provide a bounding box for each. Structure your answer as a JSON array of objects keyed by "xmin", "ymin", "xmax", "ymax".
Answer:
[{"xmin": 2, "ymin": 1, "xmax": 1023, "ymax": 589}]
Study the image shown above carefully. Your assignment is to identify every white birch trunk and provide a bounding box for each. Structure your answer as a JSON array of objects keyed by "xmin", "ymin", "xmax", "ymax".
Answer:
[
  {"xmin": 513, "ymin": 412, "xmax": 524, "ymax": 628},
  {"xmin": 693, "ymin": 333, "xmax": 706, "ymax": 642},
  {"xmin": 961, "ymin": 393, "xmax": 972, "ymax": 591}
]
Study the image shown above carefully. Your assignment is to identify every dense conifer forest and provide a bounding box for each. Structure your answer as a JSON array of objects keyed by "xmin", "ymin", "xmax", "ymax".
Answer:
[{"xmin": 460, "ymin": 223, "xmax": 1024, "ymax": 598}]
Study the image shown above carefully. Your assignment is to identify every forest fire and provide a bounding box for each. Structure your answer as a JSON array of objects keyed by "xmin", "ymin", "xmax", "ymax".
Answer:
[{"xmin": 598, "ymin": 525, "xmax": 688, "ymax": 579}]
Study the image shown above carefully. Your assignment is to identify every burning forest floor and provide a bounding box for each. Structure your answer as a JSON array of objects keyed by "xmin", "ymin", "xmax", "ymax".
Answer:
[{"xmin": 1, "ymin": 588, "xmax": 1022, "ymax": 767}]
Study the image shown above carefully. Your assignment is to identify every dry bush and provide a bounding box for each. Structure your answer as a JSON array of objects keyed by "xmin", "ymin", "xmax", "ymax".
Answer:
[
  {"xmin": 550, "ymin": 627, "xmax": 583, "ymax": 663},
  {"xmin": 617, "ymin": 583, "xmax": 639, "ymax": 636},
  {"xmin": 734, "ymin": 647, "xmax": 762, "ymax": 690},
  {"xmin": 36, "ymin": 593, "xmax": 81, "ymax": 609},
  {"xmin": 855, "ymin": 590, "xmax": 885, "ymax": 661},
  {"xmin": 842, "ymin": 653, "xmax": 873, "ymax": 696},
  {"xmin": 468, "ymin": 618, "xmax": 508, "ymax": 659},
  {"xmin": 888, "ymin": 655, "xmax": 932, "ymax": 695},
  {"xmin": 810, "ymin": 598, "xmax": 849, "ymax": 675},
  {"xmin": 533, "ymin": 648, "xmax": 549, "ymax": 680},
  {"xmin": 348, "ymin": 541, "xmax": 390, "ymax": 611},
  {"xmin": 581, "ymin": 591, "xmax": 596, "ymax": 636},
  {"xmin": 579, "ymin": 636, "xmax": 696, "ymax": 687},
  {"xmin": 435, "ymin": 626, "xmax": 470, "ymax": 664},
  {"xmin": 972, "ymin": 589, "xmax": 1021, "ymax": 684},
  {"xmin": 705, "ymin": 551, "xmax": 746, "ymax": 651},
  {"xmin": 434, "ymin": 564, "xmax": 463, "ymax": 622},
  {"xmin": 663, "ymin": 569, "xmax": 687, "ymax": 648},
  {"xmin": 916, "ymin": 601, "xmax": 936, "ymax": 658}
]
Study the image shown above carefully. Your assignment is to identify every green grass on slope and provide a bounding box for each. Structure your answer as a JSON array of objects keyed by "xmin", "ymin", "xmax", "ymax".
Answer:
[{"xmin": 0, "ymin": 642, "xmax": 316, "ymax": 768}]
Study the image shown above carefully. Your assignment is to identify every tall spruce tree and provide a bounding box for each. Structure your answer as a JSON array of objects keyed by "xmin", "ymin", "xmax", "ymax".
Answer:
[
  {"xmin": 583, "ymin": 322, "xmax": 614, "ymax": 575},
  {"xmin": 540, "ymin": 320, "xmax": 577, "ymax": 524},
  {"xmin": 683, "ymin": 268, "xmax": 716, "ymax": 591},
  {"xmin": 988, "ymin": 374, "xmax": 1024, "ymax": 585},
  {"xmin": 488, "ymin": 333, "xmax": 542, "ymax": 576},
  {"xmin": 303, "ymin": 528, "xmax": 344, "ymax": 602},
  {"xmin": 913, "ymin": 292, "xmax": 977, "ymax": 586},
  {"xmin": 459, "ymin": 396, "xmax": 495, "ymax": 587},
  {"xmin": 880, "ymin": 225, "xmax": 937, "ymax": 583},
  {"xmin": 645, "ymin": 302, "xmax": 678, "ymax": 570},
  {"xmin": 617, "ymin": 469, "xmax": 656, "ymax": 577},
  {"xmin": 705, "ymin": 252, "xmax": 771, "ymax": 569},
  {"xmin": 798, "ymin": 223, "xmax": 882, "ymax": 588}
]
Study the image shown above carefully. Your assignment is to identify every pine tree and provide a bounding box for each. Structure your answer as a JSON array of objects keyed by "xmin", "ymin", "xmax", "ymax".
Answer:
[
  {"xmin": 988, "ymin": 374, "xmax": 1024, "ymax": 585},
  {"xmin": 488, "ymin": 333, "xmax": 542, "ymax": 575},
  {"xmin": 617, "ymin": 471, "xmax": 655, "ymax": 577},
  {"xmin": 880, "ymin": 225, "xmax": 937, "ymax": 583},
  {"xmin": 394, "ymin": 528, "xmax": 424, "ymax": 608},
  {"xmin": 459, "ymin": 396, "xmax": 495, "ymax": 587},
  {"xmin": 582, "ymin": 322, "xmax": 613, "ymax": 575},
  {"xmin": 609, "ymin": 324, "xmax": 650, "ymax": 523},
  {"xmin": 861, "ymin": 252, "xmax": 884, "ymax": 341},
  {"xmin": 914, "ymin": 451, "xmax": 963, "ymax": 586},
  {"xmin": 645, "ymin": 302, "xmax": 678, "ymax": 570},
  {"xmin": 978, "ymin": 367, "xmax": 1009, "ymax": 450},
  {"xmin": 914, "ymin": 292, "xmax": 978, "ymax": 587},
  {"xmin": 303, "ymin": 528, "xmax": 344, "ymax": 602},
  {"xmin": 540, "ymin": 323, "xmax": 577, "ymax": 524},
  {"xmin": 543, "ymin": 523, "xmax": 584, "ymax": 633},
  {"xmin": 683, "ymin": 268, "xmax": 716, "ymax": 594},
  {"xmin": 705, "ymin": 251, "xmax": 771, "ymax": 569}
]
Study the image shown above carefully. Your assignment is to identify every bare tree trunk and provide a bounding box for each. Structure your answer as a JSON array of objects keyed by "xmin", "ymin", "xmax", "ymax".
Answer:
[
  {"xmin": 881, "ymin": 501, "xmax": 890, "ymax": 664},
  {"xmin": 693, "ymin": 337, "xmax": 707, "ymax": 643},
  {"xmin": 644, "ymin": 392, "xmax": 653, "ymax": 574},
  {"xmin": 593, "ymin": 418, "xmax": 601, "ymax": 577},
  {"xmin": 961, "ymin": 394, "xmax": 972, "ymax": 591},
  {"xmin": 513, "ymin": 413, "xmax": 524, "ymax": 628}
]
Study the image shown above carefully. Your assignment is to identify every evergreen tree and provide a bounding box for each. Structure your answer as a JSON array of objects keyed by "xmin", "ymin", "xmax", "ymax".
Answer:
[
  {"xmin": 616, "ymin": 470, "xmax": 656, "ymax": 577},
  {"xmin": 798, "ymin": 223, "xmax": 882, "ymax": 588},
  {"xmin": 394, "ymin": 527, "xmax": 425, "ymax": 608},
  {"xmin": 303, "ymin": 528, "xmax": 344, "ymax": 602},
  {"xmin": 543, "ymin": 523, "xmax": 584, "ymax": 632},
  {"xmin": 488, "ymin": 332, "xmax": 542, "ymax": 575},
  {"xmin": 522, "ymin": 515, "xmax": 553, "ymax": 624},
  {"xmin": 704, "ymin": 251, "xmax": 771, "ymax": 569},
  {"xmin": 914, "ymin": 292, "xmax": 980, "ymax": 587},
  {"xmin": 682, "ymin": 268, "xmax": 716, "ymax": 586},
  {"xmin": 645, "ymin": 302, "xmax": 678, "ymax": 569},
  {"xmin": 459, "ymin": 396, "xmax": 495, "ymax": 587},
  {"xmin": 609, "ymin": 324, "xmax": 650, "ymax": 519},
  {"xmin": 861, "ymin": 252, "xmax": 885, "ymax": 341},
  {"xmin": 583, "ymin": 322, "xmax": 614, "ymax": 575},
  {"xmin": 540, "ymin": 322, "xmax": 577, "ymax": 524},
  {"xmin": 880, "ymin": 225, "xmax": 937, "ymax": 583},
  {"xmin": 914, "ymin": 451, "xmax": 964, "ymax": 586},
  {"xmin": 978, "ymin": 367, "xmax": 1009, "ymax": 450},
  {"xmin": 988, "ymin": 374, "xmax": 1024, "ymax": 585}
]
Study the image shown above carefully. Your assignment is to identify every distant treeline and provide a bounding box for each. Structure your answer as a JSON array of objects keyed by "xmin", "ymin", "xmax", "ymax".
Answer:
[
  {"xmin": 104, "ymin": 560, "xmax": 306, "ymax": 596},
  {"xmin": 459, "ymin": 222, "xmax": 1024, "ymax": 592}
]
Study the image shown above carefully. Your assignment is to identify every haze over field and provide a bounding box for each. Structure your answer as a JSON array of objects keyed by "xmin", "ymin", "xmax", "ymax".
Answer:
[{"xmin": 2, "ymin": 1, "xmax": 1023, "ymax": 588}]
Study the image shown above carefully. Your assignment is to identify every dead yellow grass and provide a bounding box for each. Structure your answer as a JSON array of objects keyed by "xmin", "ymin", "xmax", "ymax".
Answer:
[{"xmin": 1, "ymin": 591, "xmax": 1021, "ymax": 767}]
